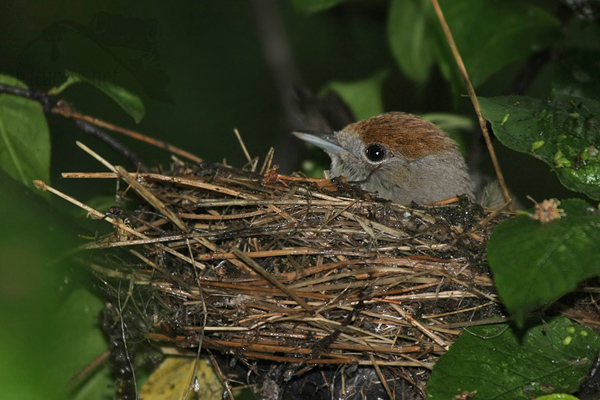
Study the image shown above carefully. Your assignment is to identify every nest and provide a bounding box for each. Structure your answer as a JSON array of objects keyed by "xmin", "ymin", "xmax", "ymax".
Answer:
[{"xmin": 48, "ymin": 148, "xmax": 508, "ymax": 399}]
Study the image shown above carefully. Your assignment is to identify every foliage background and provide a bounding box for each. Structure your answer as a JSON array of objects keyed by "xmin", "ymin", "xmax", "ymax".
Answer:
[
  {"xmin": 1, "ymin": 0, "xmax": 599, "ymax": 398},
  {"xmin": 1, "ymin": 0, "xmax": 584, "ymax": 202}
]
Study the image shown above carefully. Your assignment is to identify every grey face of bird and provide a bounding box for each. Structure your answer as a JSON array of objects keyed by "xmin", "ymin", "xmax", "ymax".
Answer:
[{"xmin": 293, "ymin": 112, "xmax": 475, "ymax": 205}]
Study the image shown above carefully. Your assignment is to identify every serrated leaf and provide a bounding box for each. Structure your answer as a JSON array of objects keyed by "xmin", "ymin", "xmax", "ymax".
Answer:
[
  {"xmin": 321, "ymin": 69, "xmax": 389, "ymax": 121},
  {"xmin": 0, "ymin": 75, "xmax": 51, "ymax": 190},
  {"xmin": 387, "ymin": 0, "xmax": 435, "ymax": 84},
  {"xmin": 427, "ymin": 317, "xmax": 600, "ymax": 399},
  {"xmin": 65, "ymin": 70, "xmax": 145, "ymax": 123},
  {"xmin": 480, "ymin": 95, "xmax": 600, "ymax": 200},
  {"xmin": 434, "ymin": 0, "xmax": 562, "ymax": 88},
  {"xmin": 487, "ymin": 199, "xmax": 600, "ymax": 325},
  {"xmin": 292, "ymin": 0, "xmax": 348, "ymax": 15}
]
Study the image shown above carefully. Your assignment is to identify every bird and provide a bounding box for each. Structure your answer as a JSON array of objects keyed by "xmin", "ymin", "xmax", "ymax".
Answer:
[{"xmin": 292, "ymin": 111, "xmax": 475, "ymax": 205}]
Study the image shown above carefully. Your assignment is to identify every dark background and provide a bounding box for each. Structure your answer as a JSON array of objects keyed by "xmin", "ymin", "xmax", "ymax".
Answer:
[
  {"xmin": 0, "ymin": 0, "xmax": 577, "ymax": 204},
  {"xmin": 0, "ymin": 1, "xmax": 595, "ymax": 398}
]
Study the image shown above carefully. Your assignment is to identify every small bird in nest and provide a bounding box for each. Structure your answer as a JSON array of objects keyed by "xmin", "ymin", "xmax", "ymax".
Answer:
[{"xmin": 293, "ymin": 111, "xmax": 481, "ymax": 205}]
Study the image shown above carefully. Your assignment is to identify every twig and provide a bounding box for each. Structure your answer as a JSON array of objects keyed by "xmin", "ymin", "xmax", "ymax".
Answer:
[
  {"xmin": 33, "ymin": 179, "xmax": 196, "ymax": 267},
  {"xmin": 260, "ymin": 147, "xmax": 275, "ymax": 175},
  {"xmin": 369, "ymin": 353, "xmax": 394, "ymax": 400},
  {"xmin": 430, "ymin": 0, "xmax": 513, "ymax": 212},
  {"xmin": 230, "ymin": 246, "xmax": 313, "ymax": 312},
  {"xmin": 68, "ymin": 350, "xmax": 109, "ymax": 386},
  {"xmin": 449, "ymin": 199, "xmax": 512, "ymax": 246},
  {"xmin": 0, "ymin": 83, "xmax": 57, "ymax": 111},
  {"xmin": 75, "ymin": 141, "xmax": 190, "ymax": 232},
  {"xmin": 208, "ymin": 352, "xmax": 235, "ymax": 400},
  {"xmin": 390, "ymin": 303, "xmax": 449, "ymax": 351},
  {"xmin": 73, "ymin": 119, "xmax": 149, "ymax": 172},
  {"xmin": 52, "ymin": 100, "xmax": 203, "ymax": 163},
  {"xmin": 115, "ymin": 165, "xmax": 190, "ymax": 233},
  {"xmin": 234, "ymin": 128, "xmax": 255, "ymax": 171}
]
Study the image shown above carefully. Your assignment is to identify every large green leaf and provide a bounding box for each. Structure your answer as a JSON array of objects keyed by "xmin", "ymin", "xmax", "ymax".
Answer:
[
  {"xmin": 321, "ymin": 69, "xmax": 389, "ymax": 121},
  {"xmin": 487, "ymin": 199, "xmax": 600, "ymax": 326},
  {"xmin": 0, "ymin": 75, "xmax": 51, "ymax": 189},
  {"xmin": 387, "ymin": 0, "xmax": 435, "ymax": 84},
  {"xmin": 480, "ymin": 95, "xmax": 600, "ymax": 200},
  {"xmin": 0, "ymin": 169, "xmax": 104, "ymax": 400},
  {"xmin": 434, "ymin": 0, "xmax": 562, "ymax": 88},
  {"xmin": 427, "ymin": 317, "xmax": 600, "ymax": 399}
]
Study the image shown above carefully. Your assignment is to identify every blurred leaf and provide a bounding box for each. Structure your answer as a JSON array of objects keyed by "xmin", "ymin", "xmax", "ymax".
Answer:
[
  {"xmin": 71, "ymin": 365, "xmax": 113, "ymax": 400},
  {"xmin": 487, "ymin": 199, "xmax": 600, "ymax": 326},
  {"xmin": 0, "ymin": 75, "xmax": 50, "ymax": 191},
  {"xmin": 480, "ymin": 95, "xmax": 600, "ymax": 200},
  {"xmin": 141, "ymin": 357, "xmax": 223, "ymax": 400},
  {"xmin": 321, "ymin": 69, "xmax": 389, "ymax": 121},
  {"xmin": 554, "ymin": 48, "xmax": 600, "ymax": 101},
  {"xmin": 427, "ymin": 317, "xmax": 600, "ymax": 399},
  {"xmin": 0, "ymin": 169, "xmax": 85, "ymax": 400},
  {"xmin": 65, "ymin": 70, "xmax": 146, "ymax": 123},
  {"xmin": 292, "ymin": 0, "xmax": 348, "ymax": 14},
  {"xmin": 57, "ymin": 289, "xmax": 110, "ymax": 400},
  {"xmin": 564, "ymin": 16, "xmax": 600, "ymax": 50},
  {"xmin": 421, "ymin": 113, "xmax": 474, "ymax": 132},
  {"xmin": 300, "ymin": 159, "xmax": 328, "ymax": 179},
  {"xmin": 429, "ymin": 16, "xmax": 464, "ymax": 99},
  {"xmin": 435, "ymin": 0, "xmax": 562, "ymax": 88},
  {"xmin": 387, "ymin": 0, "xmax": 435, "ymax": 84}
]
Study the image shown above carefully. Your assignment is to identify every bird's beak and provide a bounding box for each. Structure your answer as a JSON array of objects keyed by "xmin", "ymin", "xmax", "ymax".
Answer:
[{"xmin": 292, "ymin": 131, "xmax": 344, "ymax": 155}]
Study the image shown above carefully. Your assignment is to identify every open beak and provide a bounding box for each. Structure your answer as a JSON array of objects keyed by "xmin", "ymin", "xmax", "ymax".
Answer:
[{"xmin": 292, "ymin": 131, "xmax": 344, "ymax": 155}]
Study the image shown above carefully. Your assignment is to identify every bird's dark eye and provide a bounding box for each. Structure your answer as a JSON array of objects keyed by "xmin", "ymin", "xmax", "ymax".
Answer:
[{"xmin": 365, "ymin": 144, "xmax": 386, "ymax": 162}]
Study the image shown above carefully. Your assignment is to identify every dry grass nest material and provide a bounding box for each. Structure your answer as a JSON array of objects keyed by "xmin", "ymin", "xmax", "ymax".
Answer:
[{"xmin": 66, "ymin": 157, "xmax": 507, "ymax": 375}]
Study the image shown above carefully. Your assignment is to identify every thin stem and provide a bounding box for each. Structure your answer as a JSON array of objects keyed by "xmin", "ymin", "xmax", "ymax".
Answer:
[{"xmin": 430, "ymin": 0, "xmax": 513, "ymax": 211}]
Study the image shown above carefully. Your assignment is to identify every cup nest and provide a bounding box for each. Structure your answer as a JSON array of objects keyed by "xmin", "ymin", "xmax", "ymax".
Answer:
[{"xmin": 66, "ymin": 157, "xmax": 506, "ymax": 397}]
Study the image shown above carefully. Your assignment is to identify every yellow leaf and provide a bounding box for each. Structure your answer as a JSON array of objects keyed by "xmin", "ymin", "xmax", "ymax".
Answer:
[{"xmin": 140, "ymin": 357, "xmax": 223, "ymax": 400}]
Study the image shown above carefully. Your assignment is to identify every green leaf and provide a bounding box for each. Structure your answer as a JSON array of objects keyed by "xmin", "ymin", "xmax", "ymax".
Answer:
[
  {"xmin": 0, "ymin": 75, "xmax": 51, "ymax": 190},
  {"xmin": 387, "ymin": 0, "xmax": 435, "ymax": 84},
  {"xmin": 48, "ymin": 70, "xmax": 84, "ymax": 96},
  {"xmin": 71, "ymin": 365, "xmax": 113, "ymax": 400},
  {"xmin": 535, "ymin": 395, "xmax": 581, "ymax": 400},
  {"xmin": 427, "ymin": 317, "xmax": 600, "ymax": 399},
  {"xmin": 421, "ymin": 113, "xmax": 474, "ymax": 133},
  {"xmin": 0, "ymin": 168, "xmax": 97, "ymax": 400},
  {"xmin": 292, "ymin": 0, "xmax": 348, "ymax": 14},
  {"xmin": 52, "ymin": 288, "xmax": 108, "ymax": 398},
  {"xmin": 65, "ymin": 70, "xmax": 146, "ymax": 123},
  {"xmin": 480, "ymin": 95, "xmax": 600, "ymax": 200},
  {"xmin": 434, "ymin": 0, "xmax": 562, "ymax": 88},
  {"xmin": 487, "ymin": 199, "xmax": 600, "ymax": 326},
  {"xmin": 320, "ymin": 69, "xmax": 389, "ymax": 121}
]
